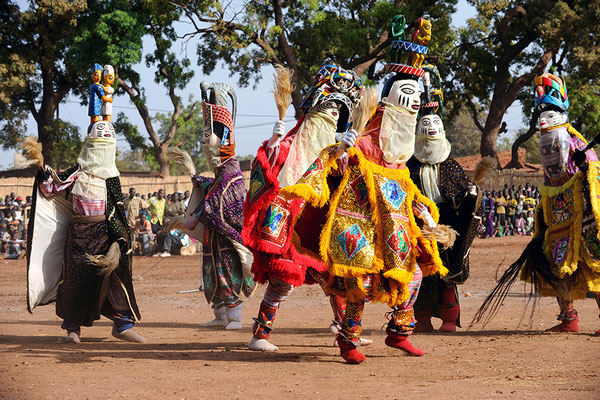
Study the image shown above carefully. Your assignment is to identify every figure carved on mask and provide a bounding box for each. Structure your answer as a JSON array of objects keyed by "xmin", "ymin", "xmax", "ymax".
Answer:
[
  {"xmin": 408, "ymin": 18, "xmax": 432, "ymax": 68},
  {"xmin": 101, "ymin": 65, "xmax": 114, "ymax": 123},
  {"xmin": 88, "ymin": 64, "xmax": 104, "ymax": 125}
]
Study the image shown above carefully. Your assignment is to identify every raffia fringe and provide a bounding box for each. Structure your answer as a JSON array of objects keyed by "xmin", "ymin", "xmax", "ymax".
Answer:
[{"xmin": 87, "ymin": 242, "xmax": 120, "ymax": 276}]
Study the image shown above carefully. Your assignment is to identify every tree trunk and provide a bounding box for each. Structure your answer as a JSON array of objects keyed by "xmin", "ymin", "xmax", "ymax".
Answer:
[
  {"xmin": 480, "ymin": 102, "xmax": 506, "ymax": 158},
  {"xmin": 504, "ymin": 115, "xmax": 538, "ymax": 169},
  {"xmin": 35, "ymin": 92, "xmax": 60, "ymax": 167},
  {"xmin": 156, "ymin": 143, "xmax": 170, "ymax": 177}
]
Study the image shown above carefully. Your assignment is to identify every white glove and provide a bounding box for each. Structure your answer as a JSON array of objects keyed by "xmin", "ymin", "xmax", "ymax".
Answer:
[
  {"xmin": 185, "ymin": 216, "xmax": 199, "ymax": 231},
  {"xmin": 468, "ymin": 184, "xmax": 477, "ymax": 197},
  {"xmin": 267, "ymin": 120, "xmax": 286, "ymax": 148},
  {"xmin": 413, "ymin": 202, "xmax": 437, "ymax": 228},
  {"xmin": 335, "ymin": 129, "xmax": 359, "ymax": 158}
]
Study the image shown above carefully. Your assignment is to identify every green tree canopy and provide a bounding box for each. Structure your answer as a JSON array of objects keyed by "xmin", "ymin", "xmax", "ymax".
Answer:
[
  {"xmin": 445, "ymin": 0, "xmax": 600, "ymax": 163},
  {"xmin": 173, "ymin": 0, "xmax": 458, "ymax": 117}
]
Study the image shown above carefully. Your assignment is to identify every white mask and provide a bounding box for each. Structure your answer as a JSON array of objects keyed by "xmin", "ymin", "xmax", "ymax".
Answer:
[
  {"xmin": 382, "ymin": 79, "xmax": 420, "ymax": 114},
  {"xmin": 88, "ymin": 120, "xmax": 115, "ymax": 139},
  {"xmin": 416, "ymin": 114, "xmax": 445, "ymax": 137},
  {"xmin": 539, "ymin": 110, "xmax": 568, "ymax": 130}
]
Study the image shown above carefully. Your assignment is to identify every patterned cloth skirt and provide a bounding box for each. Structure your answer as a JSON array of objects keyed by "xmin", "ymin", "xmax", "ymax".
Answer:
[
  {"xmin": 202, "ymin": 231, "xmax": 256, "ymax": 307},
  {"xmin": 56, "ymin": 221, "xmax": 129, "ymax": 326}
]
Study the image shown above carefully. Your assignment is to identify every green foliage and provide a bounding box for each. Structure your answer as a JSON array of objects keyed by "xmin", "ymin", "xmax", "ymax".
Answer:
[
  {"xmin": 68, "ymin": 3, "xmax": 146, "ymax": 100},
  {"xmin": 187, "ymin": 0, "xmax": 457, "ymax": 100},
  {"xmin": 154, "ymin": 99, "xmax": 208, "ymax": 173},
  {"xmin": 42, "ymin": 119, "xmax": 84, "ymax": 170},
  {"xmin": 446, "ymin": 107, "xmax": 483, "ymax": 158},
  {"xmin": 565, "ymin": 75, "xmax": 600, "ymax": 142},
  {"xmin": 446, "ymin": 0, "xmax": 600, "ymax": 156}
]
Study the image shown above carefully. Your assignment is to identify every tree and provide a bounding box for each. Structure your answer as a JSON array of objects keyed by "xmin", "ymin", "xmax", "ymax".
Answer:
[
  {"xmin": 447, "ymin": 0, "xmax": 600, "ymax": 162},
  {"xmin": 69, "ymin": 0, "xmax": 197, "ymax": 177},
  {"xmin": 154, "ymin": 99, "xmax": 208, "ymax": 173},
  {"xmin": 173, "ymin": 0, "xmax": 458, "ymax": 118},
  {"xmin": 446, "ymin": 107, "xmax": 485, "ymax": 158},
  {"xmin": 0, "ymin": 0, "xmax": 86, "ymax": 164},
  {"xmin": 42, "ymin": 119, "xmax": 85, "ymax": 170}
]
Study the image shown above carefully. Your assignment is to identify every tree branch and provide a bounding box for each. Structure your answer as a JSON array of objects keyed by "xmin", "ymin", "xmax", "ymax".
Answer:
[
  {"xmin": 504, "ymin": 114, "xmax": 538, "ymax": 169},
  {"xmin": 467, "ymin": 100, "xmax": 485, "ymax": 133},
  {"xmin": 118, "ymin": 77, "xmax": 161, "ymax": 148}
]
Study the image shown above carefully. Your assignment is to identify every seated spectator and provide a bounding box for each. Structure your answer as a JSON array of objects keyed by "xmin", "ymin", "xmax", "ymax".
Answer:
[
  {"xmin": 526, "ymin": 211, "xmax": 535, "ymax": 235},
  {"xmin": 1, "ymin": 228, "xmax": 25, "ymax": 260},
  {"xmin": 154, "ymin": 227, "xmax": 183, "ymax": 258},
  {"xmin": 134, "ymin": 213, "xmax": 154, "ymax": 256}
]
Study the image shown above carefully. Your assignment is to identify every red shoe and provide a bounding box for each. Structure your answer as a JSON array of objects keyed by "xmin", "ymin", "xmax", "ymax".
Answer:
[
  {"xmin": 546, "ymin": 316, "xmax": 579, "ymax": 332},
  {"xmin": 384, "ymin": 327, "xmax": 424, "ymax": 356},
  {"xmin": 594, "ymin": 329, "xmax": 600, "ymax": 336},
  {"xmin": 414, "ymin": 308, "xmax": 434, "ymax": 333},
  {"xmin": 439, "ymin": 287, "xmax": 459, "ymax": 333},
  {"xmin": 439, "ymin": 305, "xmax": 459, "ymax": 333},
  {"xmin": 337, "ymin": 336, "xmax": 366, "ymax": 364}
]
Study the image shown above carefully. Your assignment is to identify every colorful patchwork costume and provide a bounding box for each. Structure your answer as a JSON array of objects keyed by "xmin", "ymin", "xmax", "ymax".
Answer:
[
  {"xmin": 476, "ymin": 73, "xmax": 600, "ymax": 335},
  {"xmin": 407, "ymin": 66, "xmax": 482, "ymax": 333},
  {"xmin": 243, "ymin": 65, "xmax": 364, "ymax": 351},
  {"xmin": 284, "ymin": 17, "xmax": 448, "ymax": 363},
  {"xmin": 185, "ymin": 82, "xmax": 256, "ymax": 330}
]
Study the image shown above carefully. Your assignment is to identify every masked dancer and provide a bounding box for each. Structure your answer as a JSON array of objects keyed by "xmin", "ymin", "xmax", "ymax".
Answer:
[
  {"xmin": 407, "ymin": 66, "xmax": 482, "ymax": 333},
  {"xmin": 473, "ymin": 73, "xmax": 600, "ymax": 335},
  {"xmin": 26, "ymin": 64, "xmax": 145, "ymax": 344},
  {"xmin": 243, "ymin": 65, "xmax": 365, "ymax": 351}
]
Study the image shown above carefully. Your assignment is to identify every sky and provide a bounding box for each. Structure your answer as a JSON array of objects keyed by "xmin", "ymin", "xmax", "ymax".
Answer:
[{"xmin": 2, "ymin": 0, "xmax": 525, "ymax": 170}]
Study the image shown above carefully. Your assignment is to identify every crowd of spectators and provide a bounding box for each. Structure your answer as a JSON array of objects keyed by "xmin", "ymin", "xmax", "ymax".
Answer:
[
  {"xmin": 479, "ymin": 183, "xmax": 541, "ymax": 238},
  {"xmin": 0, "ymin": 193, "xmax": 30, "ymax": 260},
  {"xmin": 0, "ymin": 188, "xmax": 196, "ymax": 261},
  {"xmin": 123, "ymin": 188, "xmax": 194, "ymax": 257},
  {"xmin": 0, "ymin": 181, "xmax": 543, "ymax": 261}
]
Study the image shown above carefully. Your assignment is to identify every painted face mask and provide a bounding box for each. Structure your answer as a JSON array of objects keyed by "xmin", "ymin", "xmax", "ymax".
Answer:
[
  {"xmin": 414, "ymin": 114, "xmax": 451, "ymax": 165},
  {"xmin": 78, "ymin": 121, "xmax": 118, "ymax": 179},
  {"xmin": 200, "ymin": 82, "xmax": 237, "ymax": 171},
  {"xmin": 88, "ymin": 120, "xmax": 116, "ymax": 139},
  {"xmin": 416, "ymin": 114, "xmax": 445, "ymax": 137},
  {"xmin": 539, "ymin": 108, "xmax": 572, "ymax": 186},
  {"xmin": 539, "ymin": 110, "xmax": 568, "ymax": 130},
  {"xmin": 383, "ymin": 79, "xmax": 420, "ymax": 114}
]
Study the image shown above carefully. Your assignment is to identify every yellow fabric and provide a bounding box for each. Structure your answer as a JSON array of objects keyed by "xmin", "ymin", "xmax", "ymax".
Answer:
[
  {"xmin": 531, "ymin": 162, "xmax": 600, "ymax": 298},
  {"xmin": 283, "ymin": 146, "xmax": 445, "ymax": 306}
]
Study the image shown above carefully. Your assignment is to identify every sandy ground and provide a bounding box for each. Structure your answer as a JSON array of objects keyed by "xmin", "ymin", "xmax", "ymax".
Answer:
[{"xmin": 1, "ymin": 235, "xmax": 599, "ymax": 400}]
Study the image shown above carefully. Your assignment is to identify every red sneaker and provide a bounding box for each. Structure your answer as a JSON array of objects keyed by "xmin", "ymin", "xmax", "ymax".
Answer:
[{"xmin": 414, "ymin": 308, "xmax": 434, "ymax": 333}]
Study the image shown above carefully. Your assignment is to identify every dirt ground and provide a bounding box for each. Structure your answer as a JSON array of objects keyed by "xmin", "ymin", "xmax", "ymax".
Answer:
[{"xmin": 1, "ymin": 235, "xmax": 599, "ymax": 400}]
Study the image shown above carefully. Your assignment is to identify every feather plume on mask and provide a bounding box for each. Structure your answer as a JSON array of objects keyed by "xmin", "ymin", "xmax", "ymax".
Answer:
[
  {"xmin": 15, "ymin": 137, "xmax": 44, "ymax": 169},
  {"xmin": 167, "ymin": 147, "xmax": 197, "ymax": 176}
]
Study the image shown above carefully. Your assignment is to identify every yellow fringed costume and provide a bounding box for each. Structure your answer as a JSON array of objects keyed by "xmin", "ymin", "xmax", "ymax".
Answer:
[
  {"xmin": 283, "ymin": 145, "xmax": 446, "ymax": 307},
  {"xmin": 531, "ymin": 161, "xmax": 600, "ymax": 298}
]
